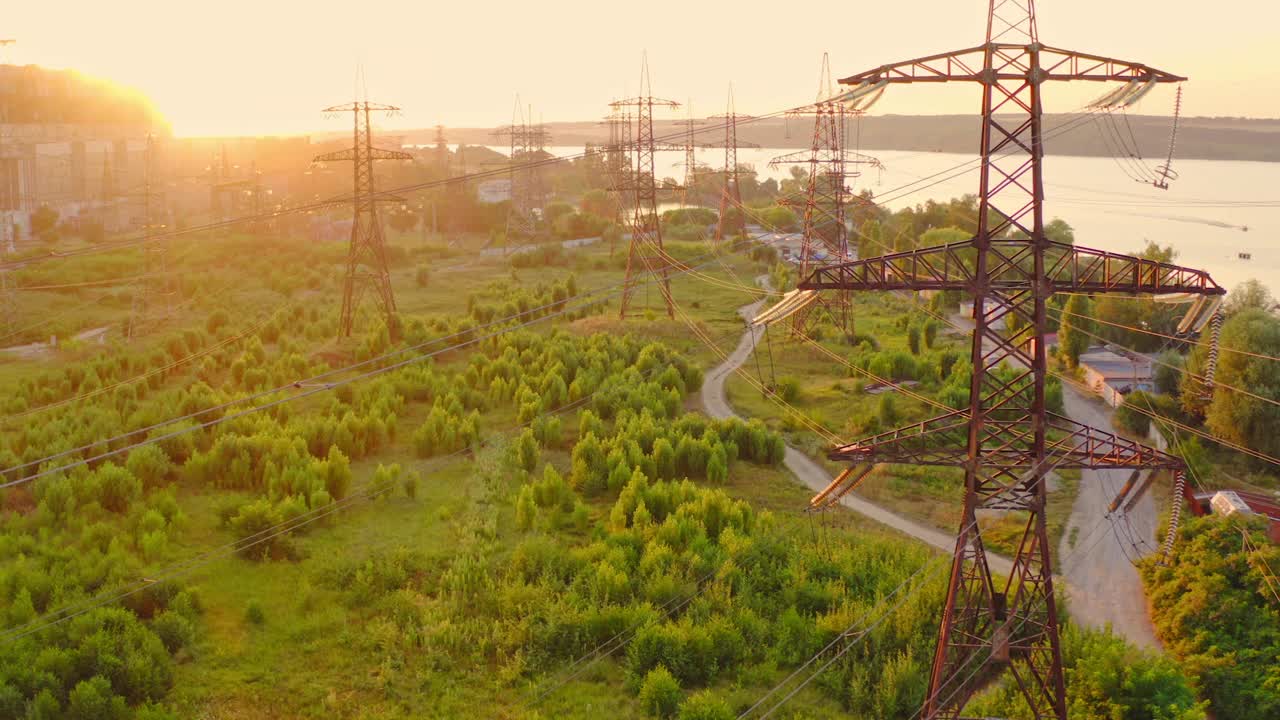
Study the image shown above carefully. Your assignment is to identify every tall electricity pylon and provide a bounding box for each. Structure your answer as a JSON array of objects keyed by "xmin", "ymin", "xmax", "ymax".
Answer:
[
  {"xmin": 128, "ymin": 134, "xmax": 173, "ymax": 339},
  {"xmin": 798, "ymin": 2, "xmax": 1223, "ymax": 718},
  {"xmin": 313, "ymin": 101, "xmax": 411, "ymax": 341},
  {"xmin": 613, "ymin": 57, "xmax": 679, "ymax": 319},
  {"xmin": 492, "ymin": 100, "xmax": 551, "ymax": 253},
  {"xmin": 678, "ymin": 102, "xmax": 705, "ymax": 208},
  {"xmin": 710, "ymin": 86, "xmax": 749, "ymax": 244},
  {"xmin": 770, "ymin": 55, "xmax": 882, "ymax": 335}
]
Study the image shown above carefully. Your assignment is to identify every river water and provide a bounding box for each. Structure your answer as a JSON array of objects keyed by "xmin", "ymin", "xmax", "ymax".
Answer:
[{"xmin": 476, "ymin": 144, "xmax": 1278, "ymax": 295}]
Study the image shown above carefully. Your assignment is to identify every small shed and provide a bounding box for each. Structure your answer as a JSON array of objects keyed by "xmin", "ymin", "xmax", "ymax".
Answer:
[{"xmin": 1079, "ymin": 347, "xmax": 1154, "ymax": 408}]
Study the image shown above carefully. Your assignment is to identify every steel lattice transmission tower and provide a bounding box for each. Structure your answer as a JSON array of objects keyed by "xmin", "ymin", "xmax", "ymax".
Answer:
[
  {"xmin": 770, "ymin": 55, "xmax": 882, "ymax": 335},
  {"xmin": 601, "ymin": 105, "xmax": 630, "ymax": 254},
  {"xmin": 313, "ymin": 101, "xmax": 412, "ymax": 341},
  {"xmin": 128, "ymin": 134, "xmax": 174, "ymax": 339},
  {"xmin": 710, "ymin": 86, "xmax": 750, "ymax": 244},
  {"xmin": 797, "ymin": 2, "xmax": 1223, "ymax": 717},
  {"xmin": 492, "ymin": 101, "xmax": 551, "ymax": 252},
  {"xmin": 678, "ymin": 103, "xmax": 706, "ymax": 208},
  {"xmin": 612, "ymin": 58, "xmax": 679, "ymax": 319}
]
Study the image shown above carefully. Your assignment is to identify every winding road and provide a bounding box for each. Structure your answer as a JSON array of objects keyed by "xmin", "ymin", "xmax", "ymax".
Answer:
[
  {"xmin": 701, "ymin": 281, "xmax": 1160, "ymax": 647},
  {"xmin": 698, "ymin": 283, "xmax": 1012, "ymax": 574}
]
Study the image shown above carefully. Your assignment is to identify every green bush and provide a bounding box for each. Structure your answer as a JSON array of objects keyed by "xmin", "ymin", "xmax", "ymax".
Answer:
[
  {"xmin": 245, "ymin": 599, "xmax": 266, "ymax": 625},
  {"xmin": 677, "ymin": 691, "xmax": 733, "ymax": 720},
  {"xmin": 639, "ymin": 665, "xmax": 682, "ymax": 718}
]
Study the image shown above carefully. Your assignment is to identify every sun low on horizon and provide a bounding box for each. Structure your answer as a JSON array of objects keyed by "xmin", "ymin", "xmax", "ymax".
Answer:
[{"xmin": 6, "ymin": 0, "xmax": 1280, "ymax": 138}]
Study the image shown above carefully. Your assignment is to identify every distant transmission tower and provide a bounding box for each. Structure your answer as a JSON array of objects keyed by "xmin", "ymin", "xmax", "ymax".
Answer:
[
  {"xmin": 128, "ymin": 134, "xmax": 174, "ymax": 339},
  {"xmin": 0, "ymin": 267, "xmax": 14, "ymax": 338},
  {"xmin": 798, "ymin": 3, "xmax": 1221, "ymax": 717},
  {"xmin": 612, "ymin": 56, "xmax": 679, "ymax": 319},
  {"xmin": 709, "ymin": 86, "xmax": 753, "ymax": 244},
  {"xmin": 601, "ymin": 105, "xmax": 632, "ymax": 255},
  {"xmin": 313, "ymin": 100, "xmax": 412, "ymax": 341},
  {"xmin": 679, "ymin": 102, "xmax": 705, "ymax": 208},
  {"xmin": 769, "ymin": 54, "xmax": 882, "ymax": 335},
  {"xmin": 492, "ymin": 100, "xmax": 551, "ymax": 253}
]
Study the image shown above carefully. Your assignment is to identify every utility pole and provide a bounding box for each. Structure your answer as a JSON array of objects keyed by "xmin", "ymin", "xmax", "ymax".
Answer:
[
  {"xmin": 612, "ymin": 56, "xmax": 679, "ymax": 319},
  {"xmin": 797, "ymin": 3, "xmax": 1222, "ymax": 717},
  {"xmin": 313, "ymin": 101, "xmax": 411, "ymax": 341},
  {"xmin": 769, "ymin": 54, "xmax": 882, "ymax": 335}
]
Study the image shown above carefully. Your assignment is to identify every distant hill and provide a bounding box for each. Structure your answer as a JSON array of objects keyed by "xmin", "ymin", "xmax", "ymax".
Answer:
[{"xmin": 409, "ymin": 114, "xmax": 1280, "ymax": 163}]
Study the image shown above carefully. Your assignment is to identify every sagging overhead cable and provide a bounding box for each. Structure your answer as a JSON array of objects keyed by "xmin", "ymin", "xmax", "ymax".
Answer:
[{"xmin": 751, "ymin": 289, "xmax": 819, "ymax": 327}]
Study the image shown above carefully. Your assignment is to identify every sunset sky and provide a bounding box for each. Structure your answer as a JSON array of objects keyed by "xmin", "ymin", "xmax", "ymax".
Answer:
[{"xmin": 6, "ymin": 0, "xmax": 1275, "ymax": 137}]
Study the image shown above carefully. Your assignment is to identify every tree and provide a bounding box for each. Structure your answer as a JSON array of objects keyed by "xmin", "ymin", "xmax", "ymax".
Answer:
[
  {"xmin": 923, "ymin": 320, "xmax": 938, "ymax": 349},
  {"xmin": 1224, "ymin": 279, "xmax": 1276, "ymax": 316},
  {"xmin": 907, "ymin": 323, "xmax": 922, "ymax": 355},
  {"xmin": 387, "ymin": 208, "xmax": 418, "ymax": 234},
  {"xmin": 1058, "ymin": 294, "xmax": 1094, "ymax": 368},
  {"xmin": 639, "ymin": 665, "xmax": 682, "ymax": 719},
  {"xmin": 66, "ymin": 676, "xmax": 128, "ymax": 720},
  {"xmin": 1203, "ymin": 309, "xmax": 1280, "ymax": 460},
  {"xmin": 678, "ymin": 690, "xmax": 733, "ymax": 720},
  {"xmin": 878, "ymin": 394, "xmax": 899, "ymax": 427},
  {"xmin": 31, "ymin": 206, "xmax": 58, "ymax": 237},
  {"xmin": 1045, "ymin": 217, "xmax": 1075, "ymax": 245},
  {"xmin": 1154, "ymin": 350, "xmax": 1183, "ymax": 395}
]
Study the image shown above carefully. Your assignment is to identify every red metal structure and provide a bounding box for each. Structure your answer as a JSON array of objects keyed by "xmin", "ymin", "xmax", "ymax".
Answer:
[
  {"xmin": 127, "ymin": 134, "xmax": 172, "ymax": 338},
  {"xmin": 313, "ymin": 101, "xmax": 411, "ymax": 341},
  {"xmin": 770, "ymin": 55, "xmax": 882, "ymax": 335},
  {"xmin": 796, "ymin": 2, "xmax": 1224, "ymax": 717},
  {"xmin": 613, "ymin": 58, "xmax": 679, "ymax": 319},
  {"xmin": 710, "ymin": 86, "xmax": 748, "ymax": 244},
  {"xmin": 491, "ymin": 100, "xmax": 552, "ymax": 253}
]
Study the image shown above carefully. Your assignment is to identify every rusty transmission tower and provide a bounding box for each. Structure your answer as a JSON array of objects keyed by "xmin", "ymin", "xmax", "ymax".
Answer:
[
  {"xmin": 602, "ymin": 104, "xmax": 633, "ymax": 254},
  {"xmin": 313, "ymin": 101, "xmax": 411, "ymax": 341},
  {"xmin": 709, "ymin": 86, "xmax": 751, "ymax": 243},
  {"xmin": 492, "ymin": 101, "xmax": 551, "ymax": 252},
  {"xmin": 679, "ymin": 103, "xmax": 706, "ymax": 208},
  {"xmin": 612, "ymin": 58, "xmax": 679, "ymax": 319},
  {"xmin": 770, "ymin": 55, "xmax": 882, "ymax": 335},
  {"xmin": 797, "ymin": 2, "xmax": 1222, "ymax": 717},
  {"xmin": 128, "ymin": 134, "xmax": 174, "ymax": 338}
]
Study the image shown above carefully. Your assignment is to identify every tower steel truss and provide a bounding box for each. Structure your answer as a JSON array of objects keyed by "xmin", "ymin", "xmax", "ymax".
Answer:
[
  {"xmin": 770, "ymin": 56, "xmax": 882, "ymax": 335},
  {"xmin": 612, "ymin": 59, "xmax": 679, "ymax": 319},
  {"xmin": 796, "ymin": 3, "xmax": 1222, "ymax": 717},
  {"xmin": 709, "ymin": 86, "xmax": 749, "ymax": 244},
  {"xmin": 128, "ymin": 134, "xmax": 174, "ymax": 338},
  {"xmin": 492, "ymin": 101, "xmax": 552, "ymax": 253},
  {"xmin": 313, "ymin": 101, "xmax": 411, "ymax": 341}
]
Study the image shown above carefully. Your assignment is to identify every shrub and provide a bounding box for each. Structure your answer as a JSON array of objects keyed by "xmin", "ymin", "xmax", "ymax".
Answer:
[
  {"xmin": 245, "ymin": 599, "xmax": 266, "ymax": 625},
  {"xmin": 639, "ymin": 665, "xmax": 682, "ymax": 719},
  {"xmin": 677, "ymin": 691, "xmax": 733, "ymax": 720}
]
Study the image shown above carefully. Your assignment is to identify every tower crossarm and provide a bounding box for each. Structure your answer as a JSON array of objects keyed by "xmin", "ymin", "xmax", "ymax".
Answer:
[
  {"xmin": 312, "ymin": 147, "xmax": 412, "ymax": 163},
  {"xmin": 827, "ymin": 412, "xmax": 1183, "ymax": 472},
  {"xmin": 799, "ymin": 241, "xmax": 1224, "ymax": 296},
  {"xmin": 836, "ymin": 45, "xmax": 1185, "ymax": 86}
]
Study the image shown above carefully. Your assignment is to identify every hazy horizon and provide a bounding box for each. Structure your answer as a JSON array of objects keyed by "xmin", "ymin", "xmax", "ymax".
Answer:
[{"xmin": 7, "ymin": 0, "xmax": 1278, "ymax": 137}]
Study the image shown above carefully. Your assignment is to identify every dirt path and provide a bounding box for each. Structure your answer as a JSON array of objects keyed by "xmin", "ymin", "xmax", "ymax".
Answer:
[
  {"xmin": 0, "ymin": 325, "xmax": 110, "ymax": 359},
  {"xmin": 1057, "ymin": 389, "xmax": 1162, "ymax": 648},
  {"xmin": 699, "ymin": 281, "xmax": 1012, "ymax": 574}
]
